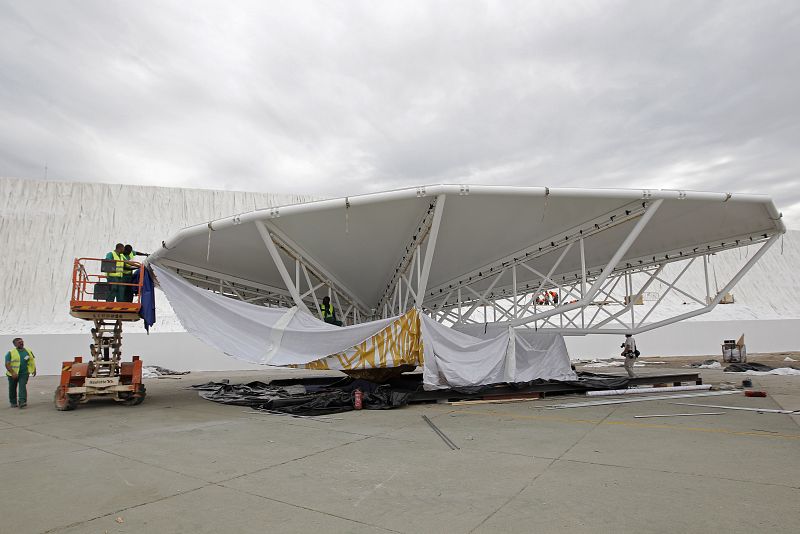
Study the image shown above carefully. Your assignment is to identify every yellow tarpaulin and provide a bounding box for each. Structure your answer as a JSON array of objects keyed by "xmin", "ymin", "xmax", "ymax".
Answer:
[{"xmin": 297, "ymin": 309, "xmax": 422, "ymax": 371}]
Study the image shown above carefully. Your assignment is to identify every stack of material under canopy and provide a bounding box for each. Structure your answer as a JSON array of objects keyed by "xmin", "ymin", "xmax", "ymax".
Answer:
[{"xmin": 153, "ymin": 265, "xmax": 577, "ymax": 390}]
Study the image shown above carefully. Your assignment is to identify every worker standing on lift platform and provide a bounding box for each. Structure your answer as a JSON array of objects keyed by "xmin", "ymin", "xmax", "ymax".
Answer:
[
  {"xmin": 105, "ymin": 243, "xmax": 126, "ymax": 302},
  {"xmin": 5, "ymin": 338, "xmax": 36, "ymax": 408},
  {"xmin": 122, "ymin": 244, "xmax": 142, "ymax": 302},
  {"xmin": 123, "ymin": 245, "xmax": 150, "ymax": 302}
]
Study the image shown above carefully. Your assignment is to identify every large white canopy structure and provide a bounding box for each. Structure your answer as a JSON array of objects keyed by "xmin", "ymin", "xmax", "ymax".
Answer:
[{"xmin": 148, "ymin": 184, "xmax": 785, "ymax": 336}]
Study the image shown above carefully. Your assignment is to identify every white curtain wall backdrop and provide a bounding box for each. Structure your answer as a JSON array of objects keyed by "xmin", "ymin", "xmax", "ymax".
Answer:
[{"xmin": 153, "ymin": 265, "xmax": 576, "ymax": 389}]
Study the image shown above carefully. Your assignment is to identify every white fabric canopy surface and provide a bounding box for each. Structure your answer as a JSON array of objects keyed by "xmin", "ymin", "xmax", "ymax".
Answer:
[
  {"xmin": 153, "ymin": 265, "xmax": 396, "ymax": 366},
  {"xmin": 149, "ymin": 184, "xmax": 785, "ymax": 314},
  {"xmin": 154, "ymin": 264, "xmax": 577, "ymax": 389}
]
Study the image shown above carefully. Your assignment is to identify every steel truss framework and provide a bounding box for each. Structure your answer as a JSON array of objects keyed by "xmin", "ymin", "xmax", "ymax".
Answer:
[
  {"xmin": 156, "ymin": 194, "xmax": 782, "ymax": 334},
  {"xmin": 419, "ymin": 200, "xmax": 782, "ymax": 335}
]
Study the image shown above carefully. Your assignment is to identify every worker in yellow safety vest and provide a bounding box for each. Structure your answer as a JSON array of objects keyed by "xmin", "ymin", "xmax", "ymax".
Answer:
[
  {"xmin": 5, "ymin": 338, "xmax": 36, "ymax": 408},
  {"xmin": 105, "ymin": 243, "xmax": 127, "ymax": 302},
  {"xmin": 320, "ymin": 296, "xmax": 342, "ymax": 326}
]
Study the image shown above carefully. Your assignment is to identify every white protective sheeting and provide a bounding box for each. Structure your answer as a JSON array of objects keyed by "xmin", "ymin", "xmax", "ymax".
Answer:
[
  {"xmin": 153, "ymin": 265, "xmax": 395, "ymax": 366},
  {"xmin": 421, "ymin": 315, "xmax": 577, "ymax": 389},
  {"xmin": 154, "ymin": 264, "xmax": 577, "ymax": 388}
]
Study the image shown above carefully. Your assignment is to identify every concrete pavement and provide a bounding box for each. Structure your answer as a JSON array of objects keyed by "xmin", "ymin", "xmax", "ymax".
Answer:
[{"xmin": 1, "ymin": 367, "xmax": 798, "ymax": 533}]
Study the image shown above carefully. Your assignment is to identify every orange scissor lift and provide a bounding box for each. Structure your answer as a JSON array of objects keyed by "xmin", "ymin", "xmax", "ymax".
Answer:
[{"xmin": 56, "ymin": 258, "xmax": 147, "ymax": 410}]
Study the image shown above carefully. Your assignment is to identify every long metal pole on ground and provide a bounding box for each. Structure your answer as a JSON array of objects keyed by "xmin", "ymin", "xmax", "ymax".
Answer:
[
  {"xmin": 586, "ymin": 385, "xmax": 711, "ymax": 397},
  {"xmin": 546, "ymin": 390, "xmax": 739, "ymax": 409},
  {"xmin": 671, "ymin": 402, "xmax": 800, "ymax": 414},
  {"xmin": 633, "ymin": 412, "xmax": 725, "ymax": 418}
]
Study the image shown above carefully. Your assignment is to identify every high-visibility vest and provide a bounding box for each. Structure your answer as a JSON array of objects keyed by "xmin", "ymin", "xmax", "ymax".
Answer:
[
  {"xmin": 320, "ymin": 303, "xmax": 334, "ymax": 319},
  {"xmin": 122, "ymin": 252, "xmax": 135, "ymax": 275},
  {"xmin": 6, "ymin": 348, "xmax": 36, "ymax": 376},
  {"xmin": 108, "ymin": 251, "xmax": 125, "ymax": 277}
]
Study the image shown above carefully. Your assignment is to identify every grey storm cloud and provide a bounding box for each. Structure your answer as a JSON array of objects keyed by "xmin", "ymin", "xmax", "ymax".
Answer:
[{"xmin": 1, "ymin": 0, "xmax": 799, "ymax": 226}]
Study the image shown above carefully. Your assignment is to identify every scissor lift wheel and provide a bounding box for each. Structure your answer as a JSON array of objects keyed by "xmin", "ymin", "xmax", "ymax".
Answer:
[{"xmin": 54, "ymin": 387, "xmax": 79, "ymax": 411}]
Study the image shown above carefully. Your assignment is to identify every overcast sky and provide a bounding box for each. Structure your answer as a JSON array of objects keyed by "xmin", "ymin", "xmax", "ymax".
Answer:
[{"xmin": 1, "ymin": 1, "xmax": 798, "ymax": 226}]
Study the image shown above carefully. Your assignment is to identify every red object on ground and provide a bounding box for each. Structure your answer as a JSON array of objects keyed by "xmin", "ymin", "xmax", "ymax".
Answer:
[
  {"xmin": 744, "ymin": 390, "xmax": 767, "ymax": 397},
  {"xmin": 354, "ymin": 389, "xmax": 363, "ymax": 409}
]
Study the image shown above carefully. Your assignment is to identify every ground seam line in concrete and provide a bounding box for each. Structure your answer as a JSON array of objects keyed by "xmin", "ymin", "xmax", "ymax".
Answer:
[
  {"xmin": 215, "ymin": 433, "xmax": 375, "ymax": 484},
  {"xmin": 22, "ymin": 425, "xmax": 214, "ymax": 485},
  {"xmin": 20, "ymin": 415, "xmax": 241, "ymax": 448},
  {"xmin": 467, "ymin": 403, "xmax": 621, "ymax": 533},
  {"xmin": 0, "ymin": 405, "xmax": 117, "ymax": 430},
  {"xmin": 175, "ymin": 402, "xmax": 383, "ymax": 440},
  {"xmin": 87, "ymin": 444, "xmax": 218, "ymax": 484},
  {"xmin": 558, "ymin": 404, "xmax": 619, "ymax": 459},
  {"xmin": 769, "ymin": 396, "xmax": 800, "ymax": 432},
  {"xmin": 467, "ymin": 458, "xmax": 556, "ymax": 533},
  {"xmin": 435, "ymin": 405, "xmax": 800, "ymax": 441},
  {"xmin": 557, "ymin": 457, "xmax": 800, "ymax": 490},
  {"xmin": 21, "ymin": 413, "xmax": 386, "ymax": 490},
  {"xmin": 0, "ymin": 446, "xmax": 94, "ymax": 467},
  {"xmin": 217, "ymin": 482, "xmax": 404, "ymax": 534},
  {"xmin": 43, "ymin": 484, "xmax": 213, "ymax": 534},
  {"xmin": 277, "ymin": 419, "xmax": 376, "ymax": 438}
]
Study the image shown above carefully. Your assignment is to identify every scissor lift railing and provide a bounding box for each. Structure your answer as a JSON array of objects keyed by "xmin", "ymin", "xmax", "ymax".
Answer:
[{"xmin": 70, "ymin": 257, "xmax": 144, "ymax": 321}]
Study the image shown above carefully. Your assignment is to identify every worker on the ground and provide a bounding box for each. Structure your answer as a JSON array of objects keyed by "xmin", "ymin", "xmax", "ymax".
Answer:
[
  {"xmin": 620, "ymin": 334, "xmax": 640, "ymax": 378},
  {"xmin": 5, "ymin": 337, "xmax": 36, "ymax": 408},
  {"xmin": 105, "ymin": 243, "xmax": 127, "ymax": 302},
  {"xmin": 320, "ymin": 296, "xmax": 342, "ymax": 326}
]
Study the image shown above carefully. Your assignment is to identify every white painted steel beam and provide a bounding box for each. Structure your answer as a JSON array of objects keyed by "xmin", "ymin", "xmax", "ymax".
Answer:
[
  {"xmin": 157, "ymin": 259, "xmax": 293, "ymax": 301},
  {"xmin": 264, "ymin": 221, "xmax": 370, "ymax": 315},
  {"xmin": 255, "ymin": 220, "xmax": 311, "ymax": 314},
  {"xmin": 416, "ymin": 194, "xmax": 446, "ymax": 307}
]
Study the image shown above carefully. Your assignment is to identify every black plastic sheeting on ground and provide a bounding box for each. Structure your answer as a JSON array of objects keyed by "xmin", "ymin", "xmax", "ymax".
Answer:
[
  {"xmin": 443, "ymin": 373, "xmax": 633, "ymax": 395},
  {"xmin": 188, "ymin": 371, "xmax": 640, "ymax": 415},
  {"xmin": 724, "ymin": 362, "xmax": 777, "ymax": 373},
  {"xmin": 689, "ymin": 359, "xmax": 720, "ymax": 368},
  {"xmin": 727, "ymin": 362, "xmax": 800, "ymax": 372},
  {"xmin": 188, "ymin": 378, "xmax": 413, "ymax": 416}
]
